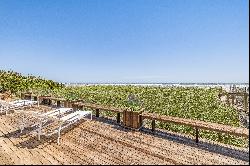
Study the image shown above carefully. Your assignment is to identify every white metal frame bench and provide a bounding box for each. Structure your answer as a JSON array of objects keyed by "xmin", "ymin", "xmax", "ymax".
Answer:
[
  {"xmin": 17, "ymin": 107, "xmax": 74, "ymax": 133},
  {"xmin": 36, "ymin": 110, "xmax": 92, "ymax": 144},
  {"xmin": 0, "ymin": 99, "xmax": 37, "ymax": 115}
]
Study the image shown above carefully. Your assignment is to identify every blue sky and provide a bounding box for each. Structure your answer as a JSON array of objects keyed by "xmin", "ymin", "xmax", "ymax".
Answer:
[{"xmin": 0, "ymin": 0, "xmax": 249, "ymax": 83}]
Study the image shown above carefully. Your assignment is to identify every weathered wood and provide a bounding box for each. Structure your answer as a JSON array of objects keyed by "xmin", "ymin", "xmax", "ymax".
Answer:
[
  {"xmin": 220, "ymin": 92, "xmax": 249, "ymax": 96},
  {"xmin": 123, "ymin": 110, "xmax": 127, "ymax": 126},
  {"xmin": 67, "ymin": 101, "xmax": 73, "ymax": 108},
  {"xmin": 123, "ymin": 110, "xmax": 131, "ymax": 127},
  {"xmin": 21, "ymin": 93, "xmax": 32, "ymax": 100},
  {"xmin": 74, "ymin": 102, "xmax": 123, "ymax": 113},
  {"xmin": 122, "ymin": 110, "xmax": 143, "ymax": 129},
  {"xmin": 39, "ymin": 96, "xmax": 66, "ymax": 102},
  {"xmin": 142, "ymin": 113, "xmax": 249, "ymax": 138},
  {"xmin": 64, "ymin": 101, "xmax": 68, "ymax": 107},
  {"xmin": 72, "ymin": 104, "xmax": 78, "ymax": 111},
  {"xmin": 1, "ymin": 114, "xmax": 247, "ymax": 165}
]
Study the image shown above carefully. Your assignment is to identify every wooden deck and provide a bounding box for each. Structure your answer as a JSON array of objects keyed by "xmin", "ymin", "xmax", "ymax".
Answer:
[{"xmin": 0, "ymin": 111, "xmax": 249, "ymax": 165}]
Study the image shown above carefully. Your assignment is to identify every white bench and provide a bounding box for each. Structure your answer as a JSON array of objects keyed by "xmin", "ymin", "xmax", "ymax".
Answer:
[
  {"xmin": 18, "ymin": 107, "xmax": 73, "ymax": 133},
  {"xmin": 37, "ymin": 110, "xmax": 92, "ymax": 144}
]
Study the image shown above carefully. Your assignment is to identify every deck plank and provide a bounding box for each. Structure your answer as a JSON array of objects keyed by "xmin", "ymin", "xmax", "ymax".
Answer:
[{"xmin": 0, "ymin": 112, "xmax": 248, "ymax": 165}]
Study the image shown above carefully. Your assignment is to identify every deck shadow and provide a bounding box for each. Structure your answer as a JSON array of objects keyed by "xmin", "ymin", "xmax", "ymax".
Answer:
[
  {"xmin": 90, "ymin": 116, "xmax": 249, "ymax": 162},
  {"xmin": 1, "ymin": 126, "xmax": 38, "ymax": 138},
  {"xmin": 3, "ymin": 115, "xmax": 249, "ymax": 162},
  {"xmin": 93, "ymin": 116, "xmax": 129, "ymax": 132},
  {"xmin": 6, "ymin": 119, "xmax": 87, "ymax": 149},
  {"xmin": 139, "ymin": 127, "xmax": 249, "ymax": 162},
  {"xmin": 1, "ymin": 119, "xmax": 57, "ymax": 138}
]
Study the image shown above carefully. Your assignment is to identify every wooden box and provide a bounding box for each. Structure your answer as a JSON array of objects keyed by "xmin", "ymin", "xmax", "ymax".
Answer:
[{"xmin": 123, "ymin": 109, "xmax": 143, "ymax": 129}]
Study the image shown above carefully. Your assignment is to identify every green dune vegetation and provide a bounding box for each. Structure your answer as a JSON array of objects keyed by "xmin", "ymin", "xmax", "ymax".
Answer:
[
  {"xmin": 0, "ymin": 70, "xmax": 247, "ymax": 147},
  {"xmin": 0, "ymin": 70, "xmax": 63, "ymax": 96}
]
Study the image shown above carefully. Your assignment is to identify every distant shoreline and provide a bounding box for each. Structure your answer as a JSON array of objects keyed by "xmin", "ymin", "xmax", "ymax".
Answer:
[{"xmin": 64, "ymin": 82, "xmax": 249, "ymax": 85}]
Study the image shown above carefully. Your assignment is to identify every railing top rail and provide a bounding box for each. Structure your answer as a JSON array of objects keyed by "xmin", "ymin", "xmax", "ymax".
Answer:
[
  {"xmin": 73, "ymin": 102, "xmax": 124, "ymax": 113},
  {"xmin": 220, "ymin": 92, "xmax": 249, "ymax": 96},
  {"xmin": 31, "ymin": 95, "xmax": 249, "ymax": 138},
  {"xmin": 142, "ymin": 112, "xmax": 249, "ymax": 138},
  {"xmin": 38, "ymin": 96, "xmax": 66, "ymax": 101}
]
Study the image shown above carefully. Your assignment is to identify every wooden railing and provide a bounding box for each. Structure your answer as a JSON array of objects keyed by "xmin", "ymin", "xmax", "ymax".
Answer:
[
  {"xmin": 23, "ymin": 94, "xmax": 249, "ymax": 143},
  {"xmin": 219, "ymin": 91, "xmax": 249, "ymax": 112},
  {"xmin": 142, "ymin": 112, "xmax": 249, "ymax": 143},
  {"xmin": 73, "ymin": 102, "xmax": 124, "ymax": 124}
]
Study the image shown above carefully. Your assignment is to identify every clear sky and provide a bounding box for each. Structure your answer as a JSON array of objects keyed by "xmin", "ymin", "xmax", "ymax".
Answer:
[{"xmin": 0, "ymin": 0, "xmax": 249, "ymax": 83}]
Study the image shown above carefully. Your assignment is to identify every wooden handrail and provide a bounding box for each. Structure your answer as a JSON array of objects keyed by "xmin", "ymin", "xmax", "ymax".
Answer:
[
  {"xmin": 38, "ymin": 96, "xmax": 66, "ymax": 101},
  {"xmin": 220, "ymin": 92, "xmax": 249, "ymax": 96},
  {"xmin": 73, "ymin": 102, "xmax": 124, "ymax": 113},
  {"xmin": 142, "ymin": 112, "xmax": 249, "ymax": 138},
  {"xmin": 31, "ymin": 95, "xmax": 249, "ymax": 140}
]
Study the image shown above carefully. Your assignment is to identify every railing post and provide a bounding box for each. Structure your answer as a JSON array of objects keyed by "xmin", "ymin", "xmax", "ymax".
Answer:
[
  {"xmin": 139, "ymin": 114, "xmax": 142, "ymax": 128},
  {"xmin": 43, "ymin": 98, "xmax": 46, "ymax": 105},
  {"xmin": 37, "ymin": 97, "xmax": 40, "ymax": 107},
  {"xmin": 152, "ymin": 119, "xmax": 155, "ymax": 132},
  {"xmin": 64, "ymin": 101, "xmax": 67, "ymax": 107},
  {"xmin": 96, "ymin": 109, "xmax": 99, "ymax": 117},
  {"xmin": 232, "ymin": 95, "xmax": 235, "ymax": 105},
  {"xmin": 57, "ymin": 101, "xmax": 61, "ymax": 107},
  {"xmin": 48, "ymin": 99, "xmax": 51, "ymax": 106},
  {"xmin": 72, "ymin": 104, "xmax": 78, "ymax": 111},
  {"xmin": 195, "ymin": 127, "xmax": 199, "ymax": 143},
  {"xmin": 117, "ymin": 112, "xmax": 121, "ymax": 123},
  {"xmin": 226, "ymin": 94, "xmax": 229, "ymax": 105},
  {"xmin": 244, "ymin": 93, "xmax": 248, "ymax": 113}
]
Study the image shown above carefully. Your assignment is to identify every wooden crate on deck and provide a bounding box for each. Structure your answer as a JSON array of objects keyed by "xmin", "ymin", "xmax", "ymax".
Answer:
[{"xmin": 123, "ymin": 109, "xmax": 143, "ymax": 129}]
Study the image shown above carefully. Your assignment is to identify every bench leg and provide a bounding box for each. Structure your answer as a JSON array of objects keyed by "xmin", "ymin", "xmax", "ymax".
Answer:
[
  {"xmin": 20, "ymin": 115, "xmax": 25, "ymax": 133},
  {"xmin": 38, "ymin": 121, "xmax": 42, "ymax": 141},
  {"xmin": 57, "ymin": 124, "xmax": 62, "ymax": 144}
]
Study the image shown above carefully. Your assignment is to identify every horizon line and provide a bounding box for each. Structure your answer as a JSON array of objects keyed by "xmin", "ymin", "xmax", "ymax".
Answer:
[{"xmin": 63, "ymin": 82, "xmax": 249, "ymax": 84}]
